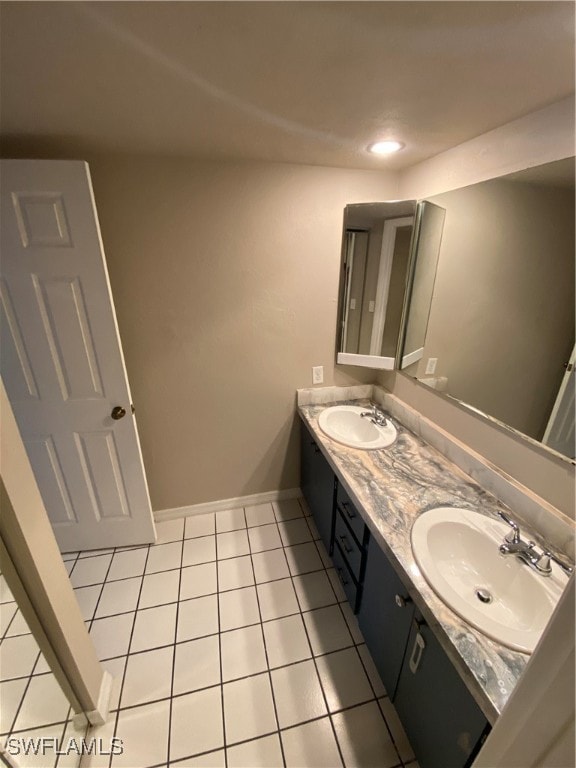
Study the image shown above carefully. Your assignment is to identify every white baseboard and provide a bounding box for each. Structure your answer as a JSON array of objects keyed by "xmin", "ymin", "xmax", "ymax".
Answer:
[{"xmin": 154, "ymin": 487, "xmax": 302, "ymax": 522}]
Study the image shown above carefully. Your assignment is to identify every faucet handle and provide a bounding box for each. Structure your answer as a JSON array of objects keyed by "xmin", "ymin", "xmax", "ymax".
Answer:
[
  {"xmin": 540, "ymin": 550, "xmax": 574, "ymax": 576},
  {"xmin": 497, "ymin": 511, "xmax": 521, "ymax": 544}
]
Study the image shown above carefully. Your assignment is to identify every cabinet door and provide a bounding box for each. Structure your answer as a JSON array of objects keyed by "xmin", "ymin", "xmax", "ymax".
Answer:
[
  {"xmin": 394, "ymin": 616, "xmax": 489, "ymax": 768},
  {"xmin": 357, "ymin": 536, "xmax": 414, "ymax": 697},
  {"xmin": 300, "ymin": 422, "xmax": 335, "ymax": 552}
]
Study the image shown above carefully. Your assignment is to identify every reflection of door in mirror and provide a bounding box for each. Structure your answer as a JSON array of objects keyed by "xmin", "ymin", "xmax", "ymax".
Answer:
[
  {"xmin": 337, "ymin": 201, "xmax": 416, "ymax": 369},
  {"xmin": 543, "ymin": 343, "xmax": 575, "ymax": 459},
  {"xmin": 372, "ymin": 219, "xmax": 413, "ymax": 357},
  {"xmin": 341, "ymin": 230, "xmax": 369, "ymax": 354}
]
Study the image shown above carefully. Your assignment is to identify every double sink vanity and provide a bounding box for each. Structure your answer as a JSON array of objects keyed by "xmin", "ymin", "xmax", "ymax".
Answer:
[{"xmin": 298, "ymin": 386, "xmax": 573, "ymax": 768}]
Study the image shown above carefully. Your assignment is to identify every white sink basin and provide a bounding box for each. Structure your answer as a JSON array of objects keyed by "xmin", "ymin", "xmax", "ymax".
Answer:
[
  {"xmin": 411, "ymin": 507, "xmax": 565, "ymax": 654},
  {"xmin": 318, "ymin": 405, "xmax": 397, "ymax": 450}
]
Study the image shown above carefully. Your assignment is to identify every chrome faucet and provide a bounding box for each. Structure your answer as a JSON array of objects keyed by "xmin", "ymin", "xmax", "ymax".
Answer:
[
  {"xmin": 497, "ymin": 511, "xmax": 574, "ymax": 576},
  {"xmin": 360, "ymin": 405, "xmax": 389, "ymax": 427}
]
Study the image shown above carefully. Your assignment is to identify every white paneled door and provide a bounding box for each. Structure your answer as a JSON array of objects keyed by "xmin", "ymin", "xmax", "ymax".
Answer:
[{"xmin": 0, "ymin": 160, "xmax": 156, "ymax": 551}]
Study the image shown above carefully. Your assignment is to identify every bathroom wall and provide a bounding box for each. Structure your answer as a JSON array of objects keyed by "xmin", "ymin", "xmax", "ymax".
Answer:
[{"xmin": 89, "ymin": 157, "xmax": 394, "ymax": 511}]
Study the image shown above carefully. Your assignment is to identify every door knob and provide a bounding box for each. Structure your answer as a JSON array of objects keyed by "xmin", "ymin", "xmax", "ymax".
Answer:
[{"xmin": 111, "ymin": 406, "xmax": 126, "ymax": 420}]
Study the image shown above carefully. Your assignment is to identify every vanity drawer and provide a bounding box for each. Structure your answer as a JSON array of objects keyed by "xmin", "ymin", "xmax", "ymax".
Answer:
[
  {"xmin": 334, "ymin": 511, "xmax": 363, "ymax": 581},
  {"xmin": 332, "ymin": 542, "xmax": 358, "ymax": 610},
  {"xmin": 336, "ymin": 483, "xmax": 365, "ymax": 544}
]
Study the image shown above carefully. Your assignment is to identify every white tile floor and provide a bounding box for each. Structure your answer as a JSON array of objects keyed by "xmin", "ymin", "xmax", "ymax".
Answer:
[
  {"xmin": 1, "ymin": 498, "xmax": 420, "ymax": 768},
  {"xmin": 0, "ymin": 575, "xmax": 84, "ymax": 768}
]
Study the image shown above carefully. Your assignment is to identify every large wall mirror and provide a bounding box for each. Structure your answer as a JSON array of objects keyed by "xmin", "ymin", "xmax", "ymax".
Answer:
[
  {"xmin": 399, "ymin": 157, "xmax": 575, "ymax": 462},
  {"xmin": 336, "ymin": 157, "xmax": 574, "ymax": 463}
]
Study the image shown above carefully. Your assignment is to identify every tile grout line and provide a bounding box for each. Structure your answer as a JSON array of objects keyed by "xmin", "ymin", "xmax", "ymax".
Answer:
[
  {"xmin": 214, "ymin": 513, "xmax": 228, "ymax": 768},
  {"xmin": 166, "ymin": 697, "xmax": 406, "ymax": 768},
  {"xmin": 246, "ymin": 504, "xmax": 287, "ymax": 768},
  {"xmin": 57, "ymin": 502, "xmax": 412, "ymax": 767},
  {"xmin": 0, "ymin": 603, "xmax": 23, "ymax": 642},
  {"xmin": 281, "ymin": 535, "xmax": 348, "ymax": 768},
  {"xmin": 312, "ymin": 528, "xmax": 407, "ymax": 766},
  {"xmin": 87, "ymin": 545, "xmax": 134, "ymax": 633},
  {"xmin": 53, "ymin": 713, "xmax": 75, "ymax": 768},
  {"xmin": 108, "ymin": 543, "xmax": 152, "ymax": 768},
  {"xmin": 4, "ymin": 653, "xmax": 40, "ymax": 740},
  {"xmin": 351, "ymin": 642, "xmax": 406, "ymax": 765},
  {"xmin": 79, "ymin": 564, "xmax": 336, "ymax": 624},
  {"xmin": 306, "ymin": 504, "xmax": 407, "ymax": 768},
  {"xmin": 166, "ymin": 516, "xmax": 186, "ymax": 767},
  {"xmin": 91, "ymin": 635, "xmax": 365, "ymax": 705},
  {"xmin": 102, "ymin": 674, "xmax": 381, "ymax": 719},
  {"xmin": 376, "ymin": 697, "xmax": 409, "ymax": 768}
]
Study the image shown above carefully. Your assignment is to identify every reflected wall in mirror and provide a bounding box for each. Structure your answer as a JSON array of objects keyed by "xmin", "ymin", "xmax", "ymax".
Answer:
[
  {"xmin": 400, "ymin": 157, "xmax": 575, "ymax": 461},
  {"xmin": 337, "ymin": 201, "xmax": 416, "ymax": 369}
]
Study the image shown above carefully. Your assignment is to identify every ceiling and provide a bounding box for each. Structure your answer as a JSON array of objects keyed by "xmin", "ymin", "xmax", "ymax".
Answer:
[{"xmin": 1, "ymin": 1, "xmax": 574, "ymax": 170}]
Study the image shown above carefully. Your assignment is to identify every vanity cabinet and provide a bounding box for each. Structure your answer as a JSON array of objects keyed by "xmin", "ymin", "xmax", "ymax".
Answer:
[
  {"xmin": 357, "ymin": 535, "xmax": 415, "ymax": 697},
  {"xmin": 394, "ymin": 611, "xmax": 489, "ymax": 768},
  {"xmin": 358, "ymin": 535, "xmax": 489, "ymax": 768},
  {"xmin": 300, "ymin": 423, "xmax": 336, "ymax": 553},
  {"xmin": 299, "ymin": 415, "xmax": 491, "ymax": 768},
  {"xmin": 333, "ymin": 482, "xmax": 369, "ymax": 613}
]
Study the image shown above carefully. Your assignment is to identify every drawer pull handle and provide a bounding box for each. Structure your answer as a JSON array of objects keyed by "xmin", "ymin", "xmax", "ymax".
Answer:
[
  {"xmin": 395, "ymin": 594, "xmax": 410, "ymax": 608},
  {"xmin": 337, "ymin": 567, "xmax": 349, "ymax": 586},
  {"xmin": 342, "ymin": 501, "xmax": 356, "ymax": 519},
  {"xmin": 409, "ymin": 630, "xmax": 426, "ymax": 674},
  {"xmin": 339, "ymin": 534, "xmax": 353, "ymax": 555}
]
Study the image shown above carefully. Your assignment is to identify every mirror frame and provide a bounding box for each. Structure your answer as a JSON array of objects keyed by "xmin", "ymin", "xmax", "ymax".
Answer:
[{"xmin": 403, "ymin": 370, "xmax": 576, "ymax": 467}]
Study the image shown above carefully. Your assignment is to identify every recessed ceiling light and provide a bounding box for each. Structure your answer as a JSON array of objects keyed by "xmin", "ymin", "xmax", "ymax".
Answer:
[{"xmin": 368, "ymin": 140, "xmax": 405, "ymax": 155}]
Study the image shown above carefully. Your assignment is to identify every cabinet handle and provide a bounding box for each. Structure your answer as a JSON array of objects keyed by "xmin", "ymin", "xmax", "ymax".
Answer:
[
  {"xmin": 408, "ymin": 630, "xmax": 426, "ymax": 674},
  {"xmin": 342, "ymin": 501, "xmax": 356, "ymax": 519},
  {"xmin": 337, "ymin": 567, "xmax": 349, "ymax": 586},
  {"xmin": 395, "ymin": 594, "xmax": 410, "ymax": 608},
  {"xmin": 338, "ymin": 534, "xmax": 353, "ymax": 555}
]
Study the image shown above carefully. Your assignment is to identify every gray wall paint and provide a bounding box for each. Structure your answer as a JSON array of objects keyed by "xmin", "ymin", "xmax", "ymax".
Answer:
[{"xmin": 89, "ymin": 156, "xmax": 394, "ymax": 510}]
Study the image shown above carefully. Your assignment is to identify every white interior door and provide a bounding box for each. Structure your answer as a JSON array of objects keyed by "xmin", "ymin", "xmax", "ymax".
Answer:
[
  {"xmin": 542, "ymin": 344, "xmax": 576, "ymax": 459},
  {"xmin": 0, "ymin": 159, "xmax": 156, "ymax": 552}
]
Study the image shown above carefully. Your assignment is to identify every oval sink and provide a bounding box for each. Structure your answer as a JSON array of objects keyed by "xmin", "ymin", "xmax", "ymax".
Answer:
[
  {"xmin": 411, "ymin": 507, "xmax": 565, "ymax": 654},
  {"xmin": 318, "ymin": 405, "xmax": 397, "ymax": 450}
]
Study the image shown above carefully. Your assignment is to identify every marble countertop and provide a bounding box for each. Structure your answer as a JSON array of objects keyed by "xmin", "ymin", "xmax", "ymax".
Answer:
[{"xmin": 299, "ymin": 398, "xmax": 539, "ymax": 724}]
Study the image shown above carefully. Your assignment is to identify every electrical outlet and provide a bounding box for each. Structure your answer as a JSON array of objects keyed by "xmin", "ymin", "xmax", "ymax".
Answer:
[
  {"xmin": 312, "ymin": 366, "xmax": 324, "ymax": 384},
  {"xmin": 425, "ymin": 357, "xmax": 438, "ymax": 375}
]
